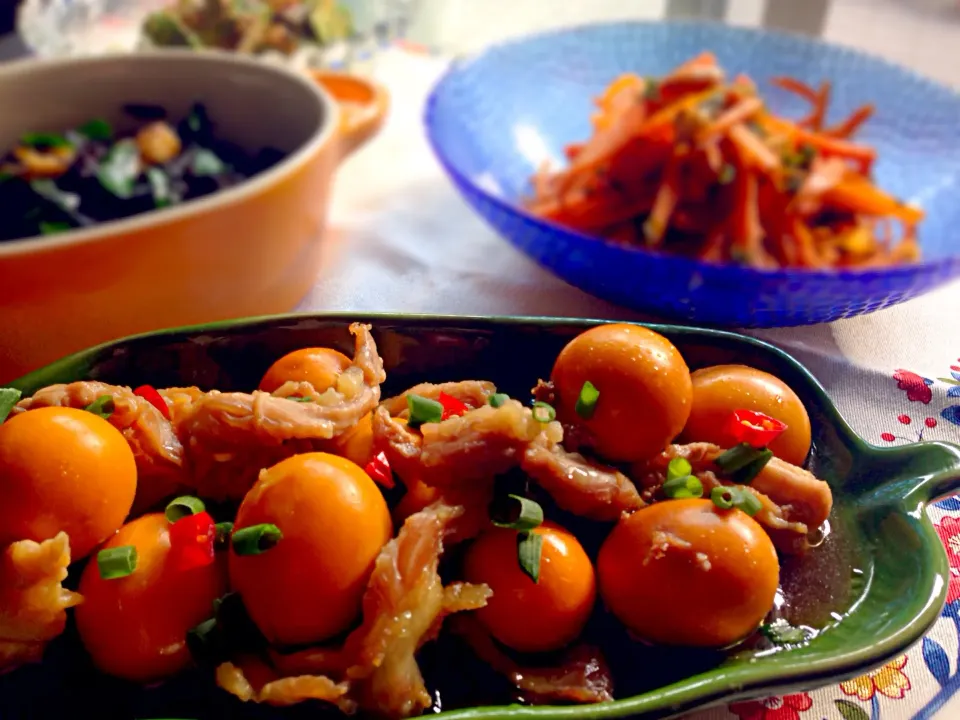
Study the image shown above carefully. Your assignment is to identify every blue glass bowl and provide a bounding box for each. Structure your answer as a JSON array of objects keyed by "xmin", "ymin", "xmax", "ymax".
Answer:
[{"xmin": 424, "ymin": 21, "xmax": 960, "ymax": 327}]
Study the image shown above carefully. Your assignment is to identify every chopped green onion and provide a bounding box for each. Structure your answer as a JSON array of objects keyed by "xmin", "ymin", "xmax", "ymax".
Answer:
[
  {"xmin": 532, "ymin": 401, "xmax": 556, "ymax": 423},
  {"xmin": 77, "ymin": 118, "xmax": 113, "ymax": 141},
  {"xmin": 730, "ymin": 450, "xmax": 774, "ymax": 485},
  {"xmin": 20, "ymin": 131, "xmax": 72, "ymax": 149},
  {"xmin": 491, "ymin": 495, "xmax": 544, "ymax": 531},
  {"xmin": 0, "ymin": 388, "xmax": 22, "ymax": 423},
  {"xmin": 191, "ymin": 148, "xmax": 227, "ymax": 176},
  {"xmin": 407, "ymin": 394, "xmax": 444, "ymax": 427},
  {"xmin": 97, "ymin": 545, "xmax": 138, "ymax": 580},
  {"xmin": 666, "ymin": 457, "xmax": 693, "ymax": 483},
  {"xmin": 287, "ymin": 396, "xmax": 314, "ymax": 403},
  {"xmin": 31, "ymin": 179, "xmax": 79, "ymax": 212},
  {"xmin": 575, "ymin": 381, "xmax": 600, "ymax": 419},
  {"xmin": 186, "ymin": 103, "xmax": 209, "ymax": 135},
  {"xmin": 710, "ymin": 486, "xmax": 736, "ymax": 511},
  {"xmin": 797, "ymin": 143, "xmax": 816, "ymax": 165},
  {"xmin": 663, "ymin": 474, "xmax": 703, "ymax": 500},
  {"xmin": 714, "ymin": 443, "xmax": 760, "ymax": 472},
  {"xmin": 146, "ymin": 167, "xmax": 172, "ymax": 208},
  {"xmin": 710, "ymin": 485, "xmax": 762, "ymax": 516},
  {"xmin": 488, "ymin": 393, "xmax": 510, "ymax": 408},
  {"xmin": 643, "ymin": 77, "xmax": 660, "ymax": 101},
  {"xmin": 232, "ymin": 524, "xmax": 283, "ymax": 556},
  {"xmin": 97, "ymin": 139, "xmax": 140, "ymax": 199},
  {"xmin": 746, "ymin": 119, "xmax": 768, "ymax": 138},
  {"xmin": 718, "ymin": 163, "xmax": 736, "ymax": 184},
  {"xmin": 164, "ymin": 495, "xmax": 206, "ymax": 523},
  {"xmin": 516, "ymin": 531, "xmax": 543, "ymax": 584},
  {"xmin": 83, "ymin": 395, "xmax": 115, "ymax": 420},
  {"xmin": 714, "ymin": 443, "xmax": 774, "ymax": 480},
  {"xmin": 214, "ymin": 522, "xmax": 234, "ymax": 549},
  {"xmin": 39, "ymin": 221, "xmax": 71, "ymax": 235},
  {"xmin": 186, "ymin": 617, "xmax": 218, "ymax": 662},
  {"xmin": 734, "ymin": 488, "xmax": 763, "ymax": 517},
  {"xmin": 786, "ymin": 173, "xmax": 805, "ymax": 194}
]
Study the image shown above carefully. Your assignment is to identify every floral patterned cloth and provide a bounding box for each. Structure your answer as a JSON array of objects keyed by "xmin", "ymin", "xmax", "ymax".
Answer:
[{"xmin": 305, "ymin": 47, "xmax": 960, "ymax": 720}]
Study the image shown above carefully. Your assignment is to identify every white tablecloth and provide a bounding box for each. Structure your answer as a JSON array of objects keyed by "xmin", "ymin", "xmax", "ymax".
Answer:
[{"xmin": 301, "ymin": 43, "xmax": 960, "ymax": 720}]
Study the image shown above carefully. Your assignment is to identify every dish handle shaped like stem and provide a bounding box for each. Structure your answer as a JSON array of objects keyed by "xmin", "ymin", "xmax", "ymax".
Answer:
[
  {"xmin": 310, "ymin": 70, "xmax": 389, "ymax": 160},
  {"xmin": 867, "ymin": 440, "xmax": 960, "ymax": 508},
  {"xmin": 915, "ymin": 441, "xmax": 960, "ymax": 504}
]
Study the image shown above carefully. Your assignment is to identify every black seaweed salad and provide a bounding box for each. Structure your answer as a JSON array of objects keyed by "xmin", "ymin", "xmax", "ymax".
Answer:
[{"xmin": 0, "ymin": 103, "xmax": 286, "ymax": 243}]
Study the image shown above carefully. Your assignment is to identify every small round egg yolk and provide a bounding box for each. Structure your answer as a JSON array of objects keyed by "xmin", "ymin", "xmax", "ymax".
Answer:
[
  {"xmin": 551, "ymin": 323, "xmax": 693, "ymax": 463},
  {"xmin": 0, "ymin": 406, "xmax": 137, "ymax": 559},
  {"xmin": 228, "ymin": 452, "xmax": 392, "ymax": 646},
  {"xmin": 333, "ymin": 411, "xmax": 375, "ymax": 467},
  {"xmin": 598, "ymin": 498, "xmax": 779, "ymax": 648},
  {"xmin": 75, "ymin": 513, "xmax": 228, "ymax": 682},
  {"xmin": 680, "ymin": 364, "xmax": 812, "ymax": 466},
  {"xmin": 463, "ymin": 521, "xmax": 596, "ymax": 653},
  {"xmin": 259, "ymin": 347, "xmax": 352, "ymax": 394}
]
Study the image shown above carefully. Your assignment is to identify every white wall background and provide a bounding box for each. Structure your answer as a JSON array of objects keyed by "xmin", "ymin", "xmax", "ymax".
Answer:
[{"xmin": 406, "ymin": 0, "xmax": 960, "ymax": 87}]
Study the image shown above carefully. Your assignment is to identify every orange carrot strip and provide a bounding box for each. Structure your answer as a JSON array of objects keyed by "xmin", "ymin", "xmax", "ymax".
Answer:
[
  {"xmin": 771, "ymin": 78, "xmax": 830, "ymax": 129},
  {"xmin": 825, "ymin": 104, "xmax": 875, "ymax": 138},
  {"xmin": 821, "ymin": 177, "xmax": 924, "ymax": 225},
  {"xmin": 699, "ymin": 96, "xmax": 764, "ymax": 142},
  {"xmin": 729, "ymin": 170, "xmax": 767, "ymax": 265},
  {"xmin": 643, "ymin": 155, "xmax": 681, "ymax": 247},
  {"xmin": 728, "ymin": 123, "xmax": 780, "ymax": 172},
  {"xmin": 805, "ymin": 82, "xmax": 831, "ymax": 131},
  {"xmin": 771, "ymin": 77, "xmax": 820, "ymax": 103},
  {"xmin": 791, "ymin": 219, "xmax": 823, "ymax": 268},
  {"xmin": 698, "ymin": 231, "xmax": 727, "ymax": 262}
]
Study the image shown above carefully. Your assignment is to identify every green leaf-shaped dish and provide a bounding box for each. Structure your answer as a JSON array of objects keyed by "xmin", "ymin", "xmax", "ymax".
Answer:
[{"xmin": 5, "ymin": 313, "xmax": 960, "ymax": 720}]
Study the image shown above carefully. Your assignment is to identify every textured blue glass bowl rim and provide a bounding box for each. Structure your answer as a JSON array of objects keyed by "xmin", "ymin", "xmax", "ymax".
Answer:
[{"xmin": 423, "ymin": 19, "xmax": 960, "ymax": 283}]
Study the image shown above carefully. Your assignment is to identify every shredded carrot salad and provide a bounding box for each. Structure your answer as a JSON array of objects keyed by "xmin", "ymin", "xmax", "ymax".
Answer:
[{"xmin": 525, "ymin": 52, "xmax": 922, "ymax": 269}]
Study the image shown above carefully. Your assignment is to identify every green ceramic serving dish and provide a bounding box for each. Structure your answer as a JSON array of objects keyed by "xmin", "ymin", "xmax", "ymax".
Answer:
[{"xmin": 4, "ymin": 313, "xmax": 960, "ymax": 720}]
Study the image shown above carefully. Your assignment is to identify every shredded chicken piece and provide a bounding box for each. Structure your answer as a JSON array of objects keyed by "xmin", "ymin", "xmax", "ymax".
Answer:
[
  {"xmin": 221, "ymin": 504, "xmax": 489, "ymax": 719},
  {"xmin": 159, "ymin": 386, "xmax": 207, "ymax": 425},
  {"xmin": 178, "ymin": 323, "xmax": 384, "ymax": 446},
  {"xmin": 631, "ymin": 442, "xmax": 833, "ymax": 553},
  {"xmin": 344, "ymin": 503, "xmax": 489, "ymax": 718},
  {"xmin": 393, "ymin": 477, "xmax": 495, "ymax": 545},
  {"xmin": 0, "ymin": 533, "xmax": 82, "ymax": 673},
  {"xmin": 216, "ymin": 658, "xmax": 356, "ymax": 712},
  {"xmin": 381, "ymin": 380, "xmax": 497, "ymax": 416},
  {"xmin": 157, "ymin": 324, "xmax": 386, "ymax": 500},
  {"xmin": 373, "ymin": 400, "xmax": 552, "ymax": 487},
  {"xmin": 522, "ymin": 436, "xmax": 644, "ymax": 521},
  {"xmin": 14, "ymin": 381, "xmax": 186, "ymax": 512},
  {"xmin": 452, "ymin": 615, "xmax": 614, "ymax": 705}
]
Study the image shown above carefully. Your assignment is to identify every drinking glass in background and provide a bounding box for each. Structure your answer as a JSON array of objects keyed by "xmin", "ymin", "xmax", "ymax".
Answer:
[{"xmin": 17, "ymin": 0, "xmax": 417, "ymax": 72}]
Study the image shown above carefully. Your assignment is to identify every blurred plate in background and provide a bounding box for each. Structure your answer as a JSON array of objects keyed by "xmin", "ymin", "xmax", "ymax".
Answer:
[{"xmin": 17, "ymin": 0, "xmax": 414, "ymax": 71}]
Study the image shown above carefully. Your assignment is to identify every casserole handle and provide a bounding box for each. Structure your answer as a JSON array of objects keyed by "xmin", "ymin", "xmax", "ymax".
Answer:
[{"xmin": 310, "ymin": 71, "xmax": 389, "ymax": 159}]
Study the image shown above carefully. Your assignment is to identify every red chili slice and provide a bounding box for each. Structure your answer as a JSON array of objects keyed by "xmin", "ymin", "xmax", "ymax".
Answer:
[
  {"xmin": 727, "ymin": 409, "xmax": 788, "ymax": 448},
  {"xmin": 364, "ymin": 451, "xmax": 395, "ymax": 489},
  {"xmin": 134, "ymin": 384, "xmax": 171, "ymax": 420},
  {"xmin": 168, "ymin": 510, "xmax": 216, "ymax": 571},
  {"xmin": 437, "ymin": 392, "xmax": 470, "ymax": 420}
]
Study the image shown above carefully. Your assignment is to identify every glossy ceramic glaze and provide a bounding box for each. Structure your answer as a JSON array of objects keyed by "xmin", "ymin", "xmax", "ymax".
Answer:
[
  {"xmin": 0, "ymin": 52, "xmax": 387, "ymax": 383},
  {"xmin": 425, "ymin": 21, "xmax": 960, "ymax": 328},
  {"xmin": 4, "ymin": 313, "xmax": 960, "ymax": 719}
]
